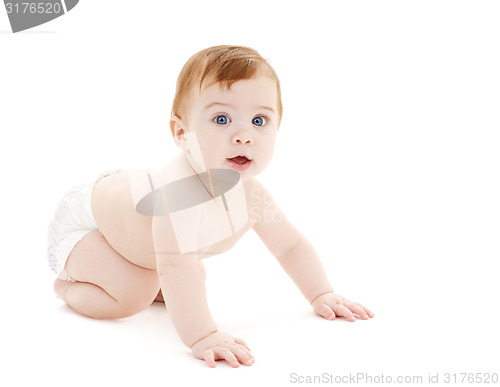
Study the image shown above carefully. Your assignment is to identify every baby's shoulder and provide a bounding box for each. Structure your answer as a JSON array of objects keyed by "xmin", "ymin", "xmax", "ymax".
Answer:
[
  {"xmin": 243, "ymin": 177, "xmax": 266, "ymax": 194},
  {"xmin": 244, "ymin": 177, "xmax": 278, "ymax": 216},
  {"xmin": 244, "ymin": 177, "xmax": 276, "ymax": 198}
]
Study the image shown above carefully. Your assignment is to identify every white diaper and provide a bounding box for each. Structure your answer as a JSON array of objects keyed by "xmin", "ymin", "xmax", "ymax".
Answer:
[{"xmin": 46, "ymin": 169, "xmax": 121, "ymax": 281}]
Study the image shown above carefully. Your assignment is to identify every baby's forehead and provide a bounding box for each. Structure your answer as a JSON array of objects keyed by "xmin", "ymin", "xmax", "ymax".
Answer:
[
  {"xmin": 198, "ymin": 76, "xmax": 277, "ymax": 98},
  {"xmin": 193, "ymin": 78, "xmax": 277, "ymax": 111}
]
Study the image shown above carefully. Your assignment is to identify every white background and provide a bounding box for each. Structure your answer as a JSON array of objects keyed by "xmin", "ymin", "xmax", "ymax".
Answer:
[{"xmin": 1, "ymin": 1, "xmax": 499, "ymax": 386}]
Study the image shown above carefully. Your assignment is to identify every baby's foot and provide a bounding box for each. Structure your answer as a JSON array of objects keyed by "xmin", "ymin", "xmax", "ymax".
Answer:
[{"xmin": 53, "ymin": 278, "xmax": 73, "ymax": 300}]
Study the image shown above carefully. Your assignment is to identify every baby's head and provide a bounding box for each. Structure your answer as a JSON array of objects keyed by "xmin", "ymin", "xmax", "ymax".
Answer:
[{"xmin": 170, "ymin": 45, "xmax": 282, "ymax": 180}]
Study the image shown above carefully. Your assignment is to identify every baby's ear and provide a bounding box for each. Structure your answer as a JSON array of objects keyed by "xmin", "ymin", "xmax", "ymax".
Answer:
[{"xmin": 170, "ymin": 116, "xmax": 187, "ymax": 150}]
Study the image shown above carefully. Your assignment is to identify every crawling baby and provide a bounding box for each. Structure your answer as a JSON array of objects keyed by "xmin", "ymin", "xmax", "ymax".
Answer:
[{"xmin": 47, "ymin": 45, "xmax": 374, "ymax": 368}]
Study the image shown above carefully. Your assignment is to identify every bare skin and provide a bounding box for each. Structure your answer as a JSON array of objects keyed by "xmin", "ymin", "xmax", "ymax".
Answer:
[{"xmin": 53, "ymin": 76, "xmax": 374, "ymax": 368}]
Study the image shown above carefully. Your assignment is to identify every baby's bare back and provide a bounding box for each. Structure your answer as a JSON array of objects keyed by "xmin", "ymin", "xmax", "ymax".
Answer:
[
  {"xmin": 91, "ymin": 170, "xmax": 158, "ymax": 269},
  {"xmin": 91, "ymin": 168, "xmax": 259, "ymax": 270}
]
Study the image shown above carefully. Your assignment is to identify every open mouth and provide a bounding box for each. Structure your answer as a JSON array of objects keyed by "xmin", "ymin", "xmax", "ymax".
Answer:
[
  {"xmin": 228, "ymin": 156, "xmax": 250, "ymax": 164},
  {"xmin": 227, "ymin": 155, "xmax": 252, "ymax": 172}
]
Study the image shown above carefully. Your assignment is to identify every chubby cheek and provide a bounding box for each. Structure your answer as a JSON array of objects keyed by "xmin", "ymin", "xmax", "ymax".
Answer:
[
  {"xmin": 197, "ymin": 132, "xmax": 224, "ymax": 167},
  {"xmin": 256, "ymin": 141, "xmax": 276, "ymax": 172}
]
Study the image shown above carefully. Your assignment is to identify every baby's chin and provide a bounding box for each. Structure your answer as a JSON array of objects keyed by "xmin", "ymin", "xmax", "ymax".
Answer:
[
  {"xmin": 238, "ymin": 164, "xmax": 268, "ymax": 182},
  {"xmin": 238, "ymin": 172, "xmax": 256, "ymax": 182}
]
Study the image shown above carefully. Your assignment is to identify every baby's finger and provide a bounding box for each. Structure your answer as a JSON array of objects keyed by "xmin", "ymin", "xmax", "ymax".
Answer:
[
  {"xmin": 233, "ymin": 336, "xmax": 251, "ymax": 351},
  {"xmin": 215, "ymin": 347, "xmax": 240, "ymax": 368},
  {"xmin": 230, "ymin": 344, "xmax": 255, "ymax": 366},
  {"xmin": 357, "ymin": 302, "xmax": 374, "ymax": 318},
  {"xmin": 346, "ymin": 302, "xmax": 370, "ymax": 320},
  {"xmin": 235, "ymin": 343, "xmax": 254, "ymax": 359},
  {"xmin": 317, "ymin": 303, "xmax": 336, "ymax": 320},
  {"xmin": 203, "ymin": 349, "xmax": 217, "ymax": 368},
  {"xmin": 333, "ymin": 304, "xmax": 356, "ymax": 321}
]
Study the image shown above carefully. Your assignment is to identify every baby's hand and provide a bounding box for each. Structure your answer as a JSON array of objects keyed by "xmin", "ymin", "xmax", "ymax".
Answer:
[
  {"xmin": 311, "ymin": 292, "xmax": 374, "ymax": 322},
  {"xmin": 191, "ymin": 331, "xmax": 255, "ymax": 368}
]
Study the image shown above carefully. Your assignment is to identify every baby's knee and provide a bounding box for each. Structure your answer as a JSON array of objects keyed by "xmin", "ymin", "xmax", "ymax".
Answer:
[
  {"xmin": 96, "ymin": 289, "xmax": 157, "ymax": 319},
  {"xmin": 115, "ymin": 292, "xmax": 157, "ymax": 318},
  {"xmin": 114, "ymin": 273, "xmax": 160, "ymax": 316}
]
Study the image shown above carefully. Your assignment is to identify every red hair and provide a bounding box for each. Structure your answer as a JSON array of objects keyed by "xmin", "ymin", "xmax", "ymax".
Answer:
[{"xmin": 172, "ymin": 45, "xmax": 282, "ymax": 125}]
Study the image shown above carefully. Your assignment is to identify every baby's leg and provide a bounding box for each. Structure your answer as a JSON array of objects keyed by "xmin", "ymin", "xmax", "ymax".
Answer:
[{"xmin": 54, "ymin": 230, "xmax": 160, "ymax": 319}]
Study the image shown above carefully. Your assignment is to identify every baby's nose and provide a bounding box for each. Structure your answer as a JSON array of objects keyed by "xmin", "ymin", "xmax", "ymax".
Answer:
[{"xmin": 232, "ymin": 131, "xmax": 253, "ymax": 145}]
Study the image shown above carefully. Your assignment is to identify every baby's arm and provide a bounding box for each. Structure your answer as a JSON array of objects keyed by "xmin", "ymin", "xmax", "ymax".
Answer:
[
  {"xmin": 156, "ymin": 253, "xmax": 254, "ymax": 367},
  {"xmin": 250, "ymin": 180, "xmax": 373, "ymax": 321},
  {"xmin": 152, "ymin": 213, "xmax": 254, "ymax": 368},
  {"xmin": 156, "ymin": 253, "xmax": 216, "ymax": 346}
]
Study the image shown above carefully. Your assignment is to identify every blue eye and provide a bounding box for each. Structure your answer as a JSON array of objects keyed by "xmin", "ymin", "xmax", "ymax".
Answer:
[
  {"xmin": 252, "ymin": 116, "xmax": 267, "ymax": 126},
  {"xmin": 214, "ymin": 115, "xmax": 230, "ymax": 125}
]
